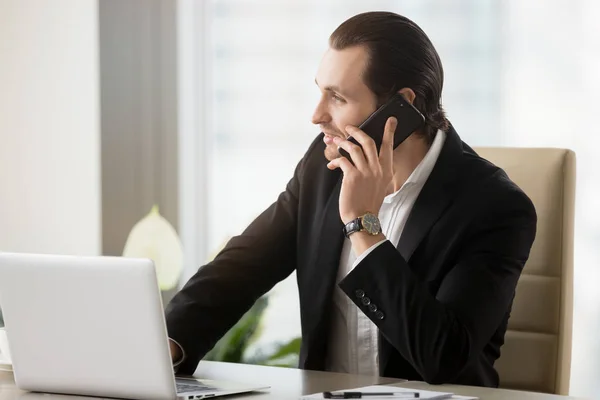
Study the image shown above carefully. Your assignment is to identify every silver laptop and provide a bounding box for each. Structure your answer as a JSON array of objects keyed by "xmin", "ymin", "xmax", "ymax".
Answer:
[{"xmin": 0, "ymin": 252, "xmax": 269, "ymax": 400}]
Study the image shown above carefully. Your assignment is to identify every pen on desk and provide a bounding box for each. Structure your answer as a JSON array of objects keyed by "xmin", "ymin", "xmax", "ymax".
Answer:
[{"xmin": 323, "ymin": 391, "xmax": 420, "ymax": 399}]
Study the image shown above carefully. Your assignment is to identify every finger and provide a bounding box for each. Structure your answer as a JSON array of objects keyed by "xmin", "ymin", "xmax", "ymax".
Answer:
[
  {"xmin": 327, "ymin": 155, "xmax": 355, "ymax": 175},
  {"xmin": 345, "ymin": 125, "xmax": 378, "ymax": 166},
  {"xmin": 334, "ymin": 136, "xmax": 368, "ymax": 171},
  {"xmin": 379, "ymin": 116, "xmax": 397, "ymax": 171}
]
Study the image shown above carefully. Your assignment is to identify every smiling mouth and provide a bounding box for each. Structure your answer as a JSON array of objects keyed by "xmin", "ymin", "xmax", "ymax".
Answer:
[{"xmin": 322, "ymin": 131, "xmax": 345, "ymax": 140}]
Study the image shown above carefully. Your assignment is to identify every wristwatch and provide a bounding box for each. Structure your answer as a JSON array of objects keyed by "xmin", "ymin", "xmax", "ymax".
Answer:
[{"xmin": 343, "ymin": 212, "xmax": 382, "ymax": 238}]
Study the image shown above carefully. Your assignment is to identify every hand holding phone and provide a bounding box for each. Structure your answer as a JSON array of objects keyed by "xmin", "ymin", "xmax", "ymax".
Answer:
[
  {"xmin": 338, "ymin": 93, "xmax": 425, "ymax": 161},
  {"xmin": 325, "ymin": 93, "xmax": 424, "ymax": 225}
]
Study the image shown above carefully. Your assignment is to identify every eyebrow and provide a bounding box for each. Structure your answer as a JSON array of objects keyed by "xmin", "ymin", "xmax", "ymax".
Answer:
[{"xmin": 315, "ymin": 78, "xmax": 350, "ymax": 97}]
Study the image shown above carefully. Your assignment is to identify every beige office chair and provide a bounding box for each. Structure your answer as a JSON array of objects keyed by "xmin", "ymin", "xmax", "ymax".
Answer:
[{"xmin": 474, "ymin": 147, "xmax": 576, "ymax": 395}]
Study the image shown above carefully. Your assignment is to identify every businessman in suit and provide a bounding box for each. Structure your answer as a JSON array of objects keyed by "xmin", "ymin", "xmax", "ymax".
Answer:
[{"xmin": 165, "ymin": 11, "xmax": 537, "ymax": 387}]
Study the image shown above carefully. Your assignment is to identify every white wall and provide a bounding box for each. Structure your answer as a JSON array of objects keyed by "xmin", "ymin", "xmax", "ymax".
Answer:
[{"xmin": 0, "ymin": 0, "xmax": 101, "ymax": 255}]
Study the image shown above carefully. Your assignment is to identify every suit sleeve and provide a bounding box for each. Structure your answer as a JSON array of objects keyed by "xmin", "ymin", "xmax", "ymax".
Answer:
[
  {"xmin": 165, "ymin": 136, "xmax": 320, "ymax": 375},
  {"xmin": 338, "ymin": 187, "xmax": 537, "ymax": 384}
]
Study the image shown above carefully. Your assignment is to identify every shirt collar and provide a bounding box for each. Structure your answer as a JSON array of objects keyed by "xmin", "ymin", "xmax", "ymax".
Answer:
[
  {"xmin": 383, "ymin": 129, "xmax": 446, "ymax": 203},
  {"xmin": 405, "ymin": 128, "xmax": 446, "ymax": 186}
]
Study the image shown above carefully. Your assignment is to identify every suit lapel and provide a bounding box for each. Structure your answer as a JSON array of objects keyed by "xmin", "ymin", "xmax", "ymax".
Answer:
[{"xmin": 396, "ymin": 126, "xmax": 464, "ymax": 262}]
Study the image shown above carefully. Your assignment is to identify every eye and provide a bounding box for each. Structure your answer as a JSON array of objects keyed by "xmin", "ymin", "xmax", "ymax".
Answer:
[{"xmin": 331, "ymin": 93, "xmax": 346, "ymax": 103}]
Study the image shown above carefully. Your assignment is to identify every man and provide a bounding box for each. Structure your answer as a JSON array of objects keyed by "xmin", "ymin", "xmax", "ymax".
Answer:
[{"xmin": 165, "ymin": 11, "xmax": 536, "ymax": 387}]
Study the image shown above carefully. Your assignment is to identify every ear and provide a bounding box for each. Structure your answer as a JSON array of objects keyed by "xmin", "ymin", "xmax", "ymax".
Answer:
[{"xmin": 398, "ymin": 88, "xmax": 416, "ymax": 105}]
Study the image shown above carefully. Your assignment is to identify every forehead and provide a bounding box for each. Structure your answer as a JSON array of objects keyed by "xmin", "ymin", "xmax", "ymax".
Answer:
[{"xmin": 315, "ymin": 45, "xmax": 369, "ymax": 93}]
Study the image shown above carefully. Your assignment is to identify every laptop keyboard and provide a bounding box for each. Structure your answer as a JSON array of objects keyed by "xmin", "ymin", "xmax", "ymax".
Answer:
[{"xmin": 176, "ymin": 379, "xmax": 215, "ymax": 394}]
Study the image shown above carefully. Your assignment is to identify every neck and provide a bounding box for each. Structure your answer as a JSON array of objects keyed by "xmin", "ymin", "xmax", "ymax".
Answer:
[{"xmin": 387, "ymin": 133, "xmax": 430, "ymax": 194}]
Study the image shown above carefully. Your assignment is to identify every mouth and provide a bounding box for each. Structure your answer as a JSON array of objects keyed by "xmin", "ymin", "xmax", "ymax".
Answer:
[
  {"xmin": 323, "ymin": 134, "xmax": 335, "ymax": 145},
  {"xmin": 322, "ymin": 131, "xmax": 344, "ymax": 145}
]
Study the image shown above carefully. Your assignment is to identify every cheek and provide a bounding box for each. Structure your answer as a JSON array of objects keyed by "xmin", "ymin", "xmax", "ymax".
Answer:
[
  {"xmin": 332, "ymin": 106, "xmax": 368, "ymax": 136},
  {"xmin": 333, "ymin": 105, "xmax": 374, "ymax": 136}
]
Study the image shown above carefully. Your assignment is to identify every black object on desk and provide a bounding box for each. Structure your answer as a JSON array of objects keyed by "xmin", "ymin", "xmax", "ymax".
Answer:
[{"xmin": 323, "ymin": 391, "xmax": 420, "ymax": 399}]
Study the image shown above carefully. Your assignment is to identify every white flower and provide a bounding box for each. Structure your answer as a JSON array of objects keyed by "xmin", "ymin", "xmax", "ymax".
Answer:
[{"xmin": 122, "ymin": 205, "xmax": 183, "ymax": 291}]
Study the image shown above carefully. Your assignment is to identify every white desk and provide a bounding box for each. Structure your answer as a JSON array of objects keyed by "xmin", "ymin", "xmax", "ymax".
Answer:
[{"xmin": 0, "ymin": 361, "xmax": 589, "ymax": 399}]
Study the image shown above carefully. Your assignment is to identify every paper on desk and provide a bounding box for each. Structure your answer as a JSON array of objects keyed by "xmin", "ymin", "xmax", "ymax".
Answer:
[{"xmin": 299, "ymin": 385, "xmax": 478, "ymax": 399}]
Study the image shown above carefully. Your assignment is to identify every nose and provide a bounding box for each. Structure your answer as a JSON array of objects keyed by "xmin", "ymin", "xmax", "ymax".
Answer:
[{"xmin": 311, "ymin": 97, "xmax": 331, "ymax": 126}]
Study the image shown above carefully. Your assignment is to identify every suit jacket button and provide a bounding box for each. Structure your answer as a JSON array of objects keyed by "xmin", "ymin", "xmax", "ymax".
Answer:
[
  {"xmin": 368, "ymin": 304, "xmax": 378, "ymax": 312},
  {"xmin": 355, "ymin": 289, "xmax": 365, "ymax": 299},
  {"xmin": 375, "ymin": 311, "xmax": 385, "ymax": 320},
  {"xmin": 361, "ymin": 296, "xmax": 371, "ymax": 306}
]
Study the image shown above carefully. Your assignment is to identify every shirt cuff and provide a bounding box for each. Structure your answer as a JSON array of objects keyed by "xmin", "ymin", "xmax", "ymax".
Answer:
[
  {"xmin": 351, "ymin": 238, "xmax": 388, "ymax": 270},
  {"xmin": 169, "ymin": 338, "xmax": 186, "ymax": 368}
]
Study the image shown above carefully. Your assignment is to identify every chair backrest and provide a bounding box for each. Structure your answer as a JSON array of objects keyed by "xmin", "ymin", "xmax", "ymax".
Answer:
[{"xmin": 474, "ymin": 147, "xmax": 575, "ymax": 395}]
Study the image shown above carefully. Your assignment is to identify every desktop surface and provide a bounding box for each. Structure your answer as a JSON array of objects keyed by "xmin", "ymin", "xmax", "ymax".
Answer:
[{"xmin": 0, "ymin": 361, "xmax": 588, "ymax": 400}]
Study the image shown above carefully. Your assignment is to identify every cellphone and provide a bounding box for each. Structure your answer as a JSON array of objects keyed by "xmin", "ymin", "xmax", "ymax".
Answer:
[{"xmin": 338, "ymin": 93, "xmax": 425, "ymax": 161}]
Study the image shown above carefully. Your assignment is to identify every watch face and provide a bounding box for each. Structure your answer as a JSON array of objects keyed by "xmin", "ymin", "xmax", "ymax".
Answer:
[{"xmin": 361, "ymin": 213, "xmax": 381, "ymax": 235}]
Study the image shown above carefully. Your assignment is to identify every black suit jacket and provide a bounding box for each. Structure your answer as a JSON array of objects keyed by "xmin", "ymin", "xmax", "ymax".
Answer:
[{"xmin": 165, "ymin": 125, "xmax": 537, "ymax": 387}]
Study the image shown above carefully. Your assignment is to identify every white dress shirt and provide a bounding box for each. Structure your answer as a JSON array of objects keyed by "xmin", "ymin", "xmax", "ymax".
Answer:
[{"xmin": 325, "ymin": 129, "xmax": 446, "ymax": 376}]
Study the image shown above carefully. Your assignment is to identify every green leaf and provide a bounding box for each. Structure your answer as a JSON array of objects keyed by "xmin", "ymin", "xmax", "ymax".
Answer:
[
  {"xmin": 244, "ymin": 336, "xmax": 302, "ymax": 368},
  {"xmin": 265, "ymin": 337, "xmax": 301, "ymax": 362},
  {"xmin": 263, "ymin": 355, "xmax": 299, "ymax": 368}
]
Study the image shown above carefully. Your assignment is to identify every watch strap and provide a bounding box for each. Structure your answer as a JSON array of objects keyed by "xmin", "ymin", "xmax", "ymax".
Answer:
[{"xmin": 343, "ymin": 217, "xmax": 363, "ymax": 238}]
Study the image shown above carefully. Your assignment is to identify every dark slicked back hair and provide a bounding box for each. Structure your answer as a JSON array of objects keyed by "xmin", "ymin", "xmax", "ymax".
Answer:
[{"xmin": 330, "ymin": 11, "xmax": 449, "ymax": 144}]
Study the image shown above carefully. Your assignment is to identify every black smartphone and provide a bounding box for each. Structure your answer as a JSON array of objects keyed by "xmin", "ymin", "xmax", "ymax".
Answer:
[{"xmin": 338, "ymin": 93, "xmax": 425, "ymax": 161}]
